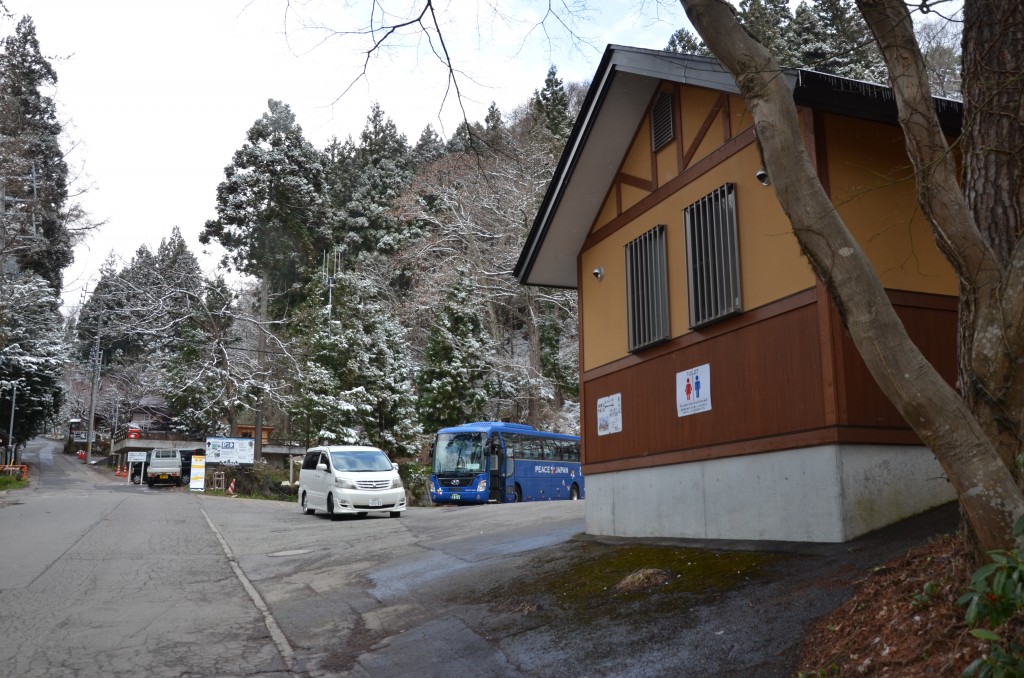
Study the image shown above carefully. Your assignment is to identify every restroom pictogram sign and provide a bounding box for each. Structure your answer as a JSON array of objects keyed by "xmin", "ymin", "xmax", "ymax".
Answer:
[{"xmin": 676, "ymin": 364, "xmax": 712, "ymax": 417}]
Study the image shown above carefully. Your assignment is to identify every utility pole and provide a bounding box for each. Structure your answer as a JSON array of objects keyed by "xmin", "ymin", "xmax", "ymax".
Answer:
[
  {"xmin": 85, "ymin": 302, "xmax": 102, "ymax": 465},
  {"xmin": 5, "ymin": 383, "xmax": 15, "ymax": 465},
  {"xmin": 85, "ymin": 346, "xmax": 101, "ymax": 465}
]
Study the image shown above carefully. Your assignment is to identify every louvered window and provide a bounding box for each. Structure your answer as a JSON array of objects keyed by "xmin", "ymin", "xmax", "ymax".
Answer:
[
  {"xmin": 684, "ymin": 184, "xmax": 742, "ymax": 328},
  {"xmin": 651, "ymin": 91, "xmax": 674, "ymax": 151},
  {"xmin": 625, "ymin": 224, "xmax": 670, "ymax": 352}
]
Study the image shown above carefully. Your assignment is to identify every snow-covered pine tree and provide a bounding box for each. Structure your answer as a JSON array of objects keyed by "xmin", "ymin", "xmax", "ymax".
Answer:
[
  {"xmin": 200, "ymin": 99, "xmax": 327, "ymax": 315},
  {"xmin": 415, "ymin": 276, "xmax": 493, "ymax": 432},
  {"xmin": 737, "ymin": 0, "xmax": 796, "ymax": 65},
  {"xmin": 331, "ymin": 103, "xmax": 413, "ymax": 261},
  {"xmin": 410, "ymin": 124, "xmax": 446, "ymax": 172},
  {"xmin": 531, "ymin": 66, "xmax": 572, "ymax": 143},
  {"xmin": 800, "ymin": 0, "xmax": 885, "ymax": 82},
  {"xmin": 0, "ymin": 272, "xmax": 66, "ymax": 450},
  {"xmin": 290, "ymin": 273, "xmax": 421, "ymax": 455},
  {"xmin": 0, "ymin": 16, "xmax": 75, "ymax": 291}
]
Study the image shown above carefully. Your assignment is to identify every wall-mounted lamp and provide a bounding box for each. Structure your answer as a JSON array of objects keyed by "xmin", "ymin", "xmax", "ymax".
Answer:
[
  {"xmin": 592, "ymin": 267, "xmax": 604, "ymax": 281},
  {"xmin": 756, "ymin": 168, "xmax": 771, "ymax": 186}
]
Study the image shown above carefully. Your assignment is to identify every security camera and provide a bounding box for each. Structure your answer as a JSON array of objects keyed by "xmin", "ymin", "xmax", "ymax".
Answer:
[
  {"xmin": 592, "ymin": 267, "xmax": 604, "ymax": 280},
  {"xmin": 756, "ymin": 168, "xmax": 770, "ymax": 186}
]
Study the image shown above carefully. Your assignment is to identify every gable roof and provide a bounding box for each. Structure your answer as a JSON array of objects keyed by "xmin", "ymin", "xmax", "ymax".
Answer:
[{"xmin": 514, "ymin": 45, "xmax": 962, "ymax": 289}]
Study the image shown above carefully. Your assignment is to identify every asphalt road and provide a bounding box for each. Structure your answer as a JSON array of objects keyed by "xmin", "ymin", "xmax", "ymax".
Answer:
[{"xmin": 0, "ymin": 438, "xmax": 956, "ymax": 677}]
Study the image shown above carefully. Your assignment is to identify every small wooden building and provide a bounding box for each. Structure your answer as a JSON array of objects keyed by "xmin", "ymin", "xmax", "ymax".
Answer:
[{"xmin": 516, "ymin": 46, "xmax": 959, "ymax": 542}]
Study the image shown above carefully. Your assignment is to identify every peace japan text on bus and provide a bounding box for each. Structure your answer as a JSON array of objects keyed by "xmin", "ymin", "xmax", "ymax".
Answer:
[{"xmin": 428, "ymin": 422, "xmax": 583, "ymax": 504}]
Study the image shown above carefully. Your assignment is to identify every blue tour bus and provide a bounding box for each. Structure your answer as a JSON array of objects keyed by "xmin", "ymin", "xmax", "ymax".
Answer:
[{"xmin": 429, "ymin": 422, "xmax": 584, "ymax": 504}]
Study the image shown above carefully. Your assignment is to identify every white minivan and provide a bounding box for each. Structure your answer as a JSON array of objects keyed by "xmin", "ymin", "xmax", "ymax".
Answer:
[{"xmin": 298, "ymin": 445, "xmax": 406, "ymax": 519}]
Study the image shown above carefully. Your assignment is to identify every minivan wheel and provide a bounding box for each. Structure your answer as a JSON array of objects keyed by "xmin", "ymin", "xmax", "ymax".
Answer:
[
  {"xmin": 327, "ymin": 493, "xmax": 337, "ymax": 520},
  {"xmin": 301, "ymin": 492, "xmax": 315, "ymax": 515}
]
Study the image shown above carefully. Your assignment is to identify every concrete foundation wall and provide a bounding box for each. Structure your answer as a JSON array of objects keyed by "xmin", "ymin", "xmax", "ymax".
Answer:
[{"xmin": 585, "ymin": 444, "xmax": 956, "ymax": 543}]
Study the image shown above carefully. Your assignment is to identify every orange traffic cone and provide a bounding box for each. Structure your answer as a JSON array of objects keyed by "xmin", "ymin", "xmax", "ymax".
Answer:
[{"xmin": 227, "ymin": 479, "xmax": 236, "ymax": 495}]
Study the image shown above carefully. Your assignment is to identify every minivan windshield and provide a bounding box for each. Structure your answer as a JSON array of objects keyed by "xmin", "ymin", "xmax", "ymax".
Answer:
[
  {"xmin": 329, "ymin": 449, "xmax": 394, "ymax": 472},
  {"xmin": 432, "ymin": 432, "xmax": 487, "ymax": 476}
]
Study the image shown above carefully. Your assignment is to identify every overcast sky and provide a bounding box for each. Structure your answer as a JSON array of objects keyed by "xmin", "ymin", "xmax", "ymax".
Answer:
[{"xmin": 3, "ymin": 0, "xmax": 687, "ymax": 310}]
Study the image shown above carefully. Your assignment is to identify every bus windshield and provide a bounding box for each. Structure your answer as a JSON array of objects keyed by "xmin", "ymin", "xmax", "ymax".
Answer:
[{"xmin": 432, "ymin": 432, "xmax": 487, "ymax": 476}]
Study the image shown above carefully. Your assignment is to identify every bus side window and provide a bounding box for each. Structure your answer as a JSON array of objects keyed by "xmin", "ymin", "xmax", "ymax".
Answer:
[
  {"xmin": 530, "ymin": 439, "xmax": 544, "ymax": 460},
  {"xmin": 541, "ymin": 440, "xmax": 554, "ymax": 461}
]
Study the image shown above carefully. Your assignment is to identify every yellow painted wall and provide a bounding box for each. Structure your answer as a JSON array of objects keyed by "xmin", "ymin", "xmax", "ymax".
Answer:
[
  {"xmin": 620, "ymin": 184, "xmax": 648, "ymax": 213},
  {"xmin": 824, "ymin": 114, "xmax": 957, "ymax": 295},
  {"xmin": 594, "ymin": 192, "xmax": 618, "ymax": 232},
  {"xmin": 621, "ymin": 119, "xmax": 652, "ymax": 181},
  {"xmin": 680, "ymin": 88, "xmax": 721, "ymax": 157},
  {"xmin": 582, "ymin": 141, "xmax": 812, "ymax": 371}
]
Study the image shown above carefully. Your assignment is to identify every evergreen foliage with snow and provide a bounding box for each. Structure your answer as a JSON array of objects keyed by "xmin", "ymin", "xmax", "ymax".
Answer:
[
  {"xmin": 0, "ymin": 16, "xmax": 76, "ymax": 291},
  {"xmin": 0, "ymin": 273, "xmax": 66, "ymax": 444},
  {"xmin": 58, "ymin": 66, "xmax": 585, "ymax": 454},
  {"xmin": 201, "ymin": 99, "xmax": 327, "ymax": 314},
  {"xmin": 329, "ymin": 103, "xmax": 414, "ymax": 262},
  {"xmin": 415, "ymin": 277, "xmax": 493, "ymax": 432},
  {"xmin": 667, "ymin": 0, "xmax": 890, "ymax": 83},
  {"xmin": 290, "ymin": 273, "xmax": 421, "ymax": 454}
]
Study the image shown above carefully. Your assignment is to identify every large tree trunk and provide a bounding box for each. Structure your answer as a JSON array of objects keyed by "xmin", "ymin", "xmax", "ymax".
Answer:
[
  {"xmin": 681, "ymin": 0, "xmax": 1024, "ymax": 551},
  {"xmin": 958, "ymin": 0, "xmax": 1024, "ymax": 487}
]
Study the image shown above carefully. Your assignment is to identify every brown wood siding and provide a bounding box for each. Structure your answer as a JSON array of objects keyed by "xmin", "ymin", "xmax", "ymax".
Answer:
[
  {"xmin": 584, "ymin": 297, "xmax": 826, "ymax": 465},
  {"xmin": 582, "ymin": 289, "xmax": 957, "ymax": 473},
  {"xmin": 834, "ymin": 292, "xmax": 958, "ymax": 428}
]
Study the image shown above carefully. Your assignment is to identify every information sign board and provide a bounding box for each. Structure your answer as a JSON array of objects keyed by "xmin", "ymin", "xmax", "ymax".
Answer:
[{"xmin": 206, "ymin": 437, "xmax": 256, "ymax": 465}]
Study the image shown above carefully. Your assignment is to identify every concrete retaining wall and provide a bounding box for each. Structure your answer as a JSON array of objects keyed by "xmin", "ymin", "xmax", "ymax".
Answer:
[{"xmin": 585, "ymin": 444, "xmax": 956, "ymax": 543}]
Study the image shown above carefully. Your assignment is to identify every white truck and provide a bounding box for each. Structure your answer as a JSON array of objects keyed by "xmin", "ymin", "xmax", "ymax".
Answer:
[{"xmin": 145, "ymin": 449, "xmax": 183, "ymax": 487}]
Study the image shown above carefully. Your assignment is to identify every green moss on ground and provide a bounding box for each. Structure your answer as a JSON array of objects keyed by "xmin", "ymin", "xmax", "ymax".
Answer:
[{"xmin": 498, "ymin": 542, "xmax": 782, "ymax": 625}]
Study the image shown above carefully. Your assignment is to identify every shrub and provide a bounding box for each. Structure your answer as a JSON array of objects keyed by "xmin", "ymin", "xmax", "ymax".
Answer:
[{"xmin": 958, "ymin": 515, "xmax": 1024, "ymax": 678}]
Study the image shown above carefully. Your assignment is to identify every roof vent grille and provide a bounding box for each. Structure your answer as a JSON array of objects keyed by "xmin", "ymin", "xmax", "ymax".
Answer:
[{"xmin": 651, "ymin": 91, "xmax": 674, "ymax": 151}]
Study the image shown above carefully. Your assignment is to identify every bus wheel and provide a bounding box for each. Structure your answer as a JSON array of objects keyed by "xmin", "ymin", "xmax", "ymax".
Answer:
[
  {"xmin": 570, "ymin": 484, "xmax": 580, "ymax": 500},
  {"xmin": 513, "ymin": 485, "xmax": 522, "ymax": 503}
]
